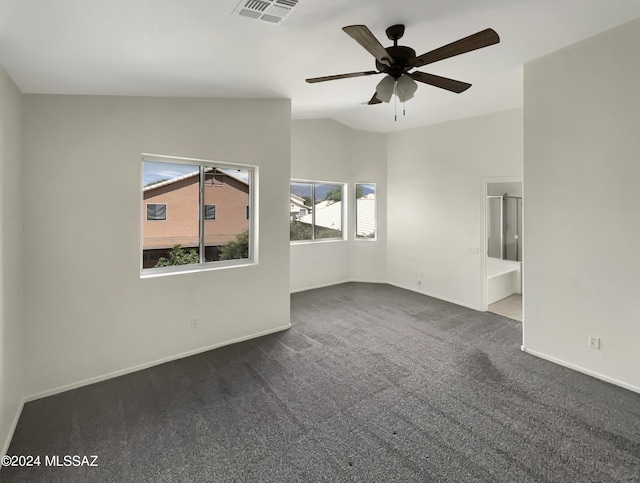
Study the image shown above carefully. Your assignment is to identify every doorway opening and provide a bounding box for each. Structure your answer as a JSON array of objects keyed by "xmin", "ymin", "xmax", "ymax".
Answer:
[{"xmin": 484, "ymin": 179, "xmax": 523, "ymax": 321}]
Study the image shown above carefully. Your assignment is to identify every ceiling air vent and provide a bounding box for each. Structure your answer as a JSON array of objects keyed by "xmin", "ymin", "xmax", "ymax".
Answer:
[{"xmin": 232, "ymin": 0, "xmax": 303, "ymax": 24}]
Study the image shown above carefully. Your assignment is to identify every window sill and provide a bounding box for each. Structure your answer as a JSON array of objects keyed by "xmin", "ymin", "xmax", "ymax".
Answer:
[
  {"xmin": 290, "ymin": 239, "xmax": 347, "ymax": 246},
  {"xmin": 140, "ymin": 259, "xmax": 257, "ymax": 278}
]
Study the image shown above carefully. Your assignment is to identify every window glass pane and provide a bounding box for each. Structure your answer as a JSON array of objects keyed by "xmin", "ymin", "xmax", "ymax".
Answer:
[
  {"xmin": 142, "ymin": 161, "xmax": 200, "ymax": 269},
  {"xmin": 204, "ymin": 168, "xmax": 250, "ymax": 262},
  {"xmin": 355, "ymin": 183, "xmax": 376, "ymax": 239},
  {"xmin": 146, "ymin": 203, "xmax": 166, "ymax": 221},
  {"xmin": 204, "ymin": 204, "xmax": 216, "ymax": 220},
  {"xmin": 314, "ymin": 183, "xmax": 343, "ymax": 240},
  {"xmin": 290, "ymin": 182, "xmax": 313, "ymax": 241}
]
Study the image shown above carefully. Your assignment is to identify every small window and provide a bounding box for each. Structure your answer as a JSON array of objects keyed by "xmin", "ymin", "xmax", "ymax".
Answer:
[
  {"xmin": 147, "ymin": 203, "xmax": 167, "ymax": 221},
  {"xmin": 205, "ymin": 204, "xmax": 216, "ymax": 220},
  {"xmin": 355, "ymin": 183, "xmax": 376, "ymax": 239},
  {"xmin": 290, "ymin": 180, "xmax": 344, "ymax": 242}
]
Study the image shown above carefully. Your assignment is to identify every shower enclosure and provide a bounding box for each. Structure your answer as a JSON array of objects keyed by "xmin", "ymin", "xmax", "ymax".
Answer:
[{"xmin": 487, "ymin": 195, "xmax": 522, "ymax": 262}]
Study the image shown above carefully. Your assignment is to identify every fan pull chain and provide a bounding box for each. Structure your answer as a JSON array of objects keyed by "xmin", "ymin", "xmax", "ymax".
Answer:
[
  {"xmin": 403, "ymin": 102, "xmax": 406, "ymax": 117},
  {"xmin": 394, "ymin": 81, "xmax": 398, "ymax": 122}
]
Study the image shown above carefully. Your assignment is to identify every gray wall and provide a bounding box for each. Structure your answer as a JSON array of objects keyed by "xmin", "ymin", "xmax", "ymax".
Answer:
[
  {"xmin": 0, "ymin": 66, "xmax": 23, "ymax": 454},
  {"xmin": 523, "ymin": 17, "xmax": 640, "ymax": 391},
  {"xmin": 22, "ymin": 95, "xmax": 292, "ymax": 397}
]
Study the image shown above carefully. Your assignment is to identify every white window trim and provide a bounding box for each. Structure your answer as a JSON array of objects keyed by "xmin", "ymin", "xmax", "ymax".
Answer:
[
  {"xmin": 141, "ymin": 153, "xmax": 257, "ymax": 277},
  {"xmin": 290, "ymin": 179, "xmax": 347, "ymax": 244}
]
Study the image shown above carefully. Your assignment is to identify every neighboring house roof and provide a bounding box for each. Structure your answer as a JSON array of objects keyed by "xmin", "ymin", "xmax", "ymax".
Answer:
[
  {"xmin": 144, "ymin": 169, "xmax": 199, "ymax": 192},
  {"xmin": 297, "ymin": 197, "xmax": 376, "ymax": 237},
  {"xmin": 290, "ymin": 196, "xmax": 310, "ymax": 212},
  {"xmin": 300, "ymin": 200, "xmax": 342, "ymax": 231},
  {"xmin": 290, "ymin": 193, "xmax": 305, "ymax": 204},
  {"xmin": 355, "ymin": 198, "xmax": 375, "ymax": 237},
  {"xmin": 143, "ymin": 167, "xmax": 248, "ymax": 192}
]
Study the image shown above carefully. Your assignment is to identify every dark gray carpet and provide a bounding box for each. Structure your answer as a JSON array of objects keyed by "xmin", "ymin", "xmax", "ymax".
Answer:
[{"xmin": 2, "ymin": 283, "xmax": 639, "ymax": 482}]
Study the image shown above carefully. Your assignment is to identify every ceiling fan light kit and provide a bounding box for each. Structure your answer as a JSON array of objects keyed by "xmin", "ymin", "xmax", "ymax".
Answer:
[
  {"xmin": 396, "ymin": 74, "xmax": 417, "ymax": 102},
  {"xmin": 306, "ymin": 23, "xmax": 500, "ymax": 116},
  {"xmin": 375, "ymin": 75, "xmax": 396, "ymax": 103}
]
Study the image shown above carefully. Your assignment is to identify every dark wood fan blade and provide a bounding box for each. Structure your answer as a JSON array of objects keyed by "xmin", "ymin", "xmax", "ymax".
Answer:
[
  {"xmin": 410, "ymin": 71, "xmax": 472, "ymax": 93},
  {"xmin": 343, "ymin": 25, "xmax": 394, "ymax": 65},
  {"xmin": 368, "ymin": 92, "xmax": 382, "ymax": 105},
  {"xmin": 410, "ymin": 28, "xmax": 500, "ymax": 68},
  {"xmin": 306, "ymin": 70, "xmax": 379, "ymax": 83}
]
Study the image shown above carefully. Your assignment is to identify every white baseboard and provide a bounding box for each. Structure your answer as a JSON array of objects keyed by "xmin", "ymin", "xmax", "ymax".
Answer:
[
  {"xmin": 25, "ymin": 324, "xmax": 291, "ymax": 403},
  {"xmin": 388, "ymin": 282, "xmax": 483, "ymax": 312},
  {"xmin": 2, "ymin": 399, "xmax": 25, "ymax": 458},
  {"xmin": 348, "ymin": 279, "xmax": 386, "ymax": 284},
  {"xmin": 290, "ymin": 279, "xmax": 351, "ymax": 293},
  {"xmin": 290, "ymin": 279, "xmax": 389, "ymax": 294},
  {"xmin": 291, "ymin": 280, "xmax": 483, "ymax": 311},
  {"xmin": 521, "ymin": 345, "xmax": 640, "ymax": 395}
]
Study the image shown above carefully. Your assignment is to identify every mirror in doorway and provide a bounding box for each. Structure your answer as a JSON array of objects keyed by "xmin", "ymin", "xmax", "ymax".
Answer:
[{"xmin": 487, "ymin": 182, "xmax": 522, "ymax": 262}]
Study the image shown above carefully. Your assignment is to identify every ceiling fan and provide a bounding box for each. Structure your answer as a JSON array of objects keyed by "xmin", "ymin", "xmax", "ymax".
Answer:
[{"xmin": 306, "ymin": 24, "xmax": 500, "ymax": 105}]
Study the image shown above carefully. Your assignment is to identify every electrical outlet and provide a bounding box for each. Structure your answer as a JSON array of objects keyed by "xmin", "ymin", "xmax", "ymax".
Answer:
[
  {"xmin": 191, "ymin": 316, "xmax": 199, "ymax": 329},
  {"xmin": 588, "ymin": 336, "xmax": 600, "ymax": 350}
]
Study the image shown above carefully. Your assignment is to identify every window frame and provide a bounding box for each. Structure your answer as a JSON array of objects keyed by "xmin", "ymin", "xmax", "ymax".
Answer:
[
  {"xmin": 290, "ymin": 179, "xmax": 346, "ymax": 244},
  {"xmin": 141, "ymin": 154, "xmax": 257, "ymax": 277},
  {"xmin": 354, "ymin": 182, "xmax": 377, "ymax": 241}
]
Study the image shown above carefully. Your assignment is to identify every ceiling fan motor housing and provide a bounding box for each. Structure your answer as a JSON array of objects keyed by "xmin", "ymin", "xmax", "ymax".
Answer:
[{"xmin": 376, "ymin": 45, "xmax": 416, "ymax": 79}]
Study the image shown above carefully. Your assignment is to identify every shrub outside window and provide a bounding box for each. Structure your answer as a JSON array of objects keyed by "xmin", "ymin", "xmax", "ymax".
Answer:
[
  {"xmin": 290, "ymin": 180, "xmax": 344, "ymax": 241},
  {"xmin": 142, "ymin": 155, "xmax": 254, "ymax": 273}
]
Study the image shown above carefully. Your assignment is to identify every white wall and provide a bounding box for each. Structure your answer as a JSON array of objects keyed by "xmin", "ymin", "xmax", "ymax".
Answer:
[
  {"xmin": 349, "ymin": 129, "xmax": 387, "ymax": 283},
  {"xmin": 0, "ymin": 66, "xmax": 23, "ymax": 454},
  {"xmin": 387, "ymin": 109, "xmax": 523, "ymax": 310},
  {"xmin": 290, "ymin": 120, "xmax": 351, "ymax": 291},
  {"xmin": 22, "ymin": 95, "xmax": 292, "ymax": 397},
  {"xmin": 523, "ymin": 18, "xmax": 640, "ymax": 391},
  {"xmin": 488, "ymin": 181, "xmax": 522, "ymax": 197},
  {"xmin": 290, "ymin": 120, "xmax": 387, "ymax": 291}
]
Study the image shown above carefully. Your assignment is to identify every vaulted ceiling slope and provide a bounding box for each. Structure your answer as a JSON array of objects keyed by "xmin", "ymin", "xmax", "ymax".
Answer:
[{"xmin": 1, "ymin": 0, "xmax": 640, "ymax": 132}]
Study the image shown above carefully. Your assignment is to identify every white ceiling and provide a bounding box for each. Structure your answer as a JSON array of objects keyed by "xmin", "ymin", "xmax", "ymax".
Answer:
[{"xmin": 1, "ymin": 0, "xmax": 640, "ymax": 132}]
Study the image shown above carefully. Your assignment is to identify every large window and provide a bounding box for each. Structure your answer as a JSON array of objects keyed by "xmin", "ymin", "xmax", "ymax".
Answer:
[
  {"xmin": 142, "ymin": 155, "xmax": 254, "ymax": 273},
  {"xmin": 290, "ymin": 180, "xmax": 344, "ymax": 241},
  {"xmin": 355, "ymin": 183, "xmax": 376, "ymax": 239}
]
